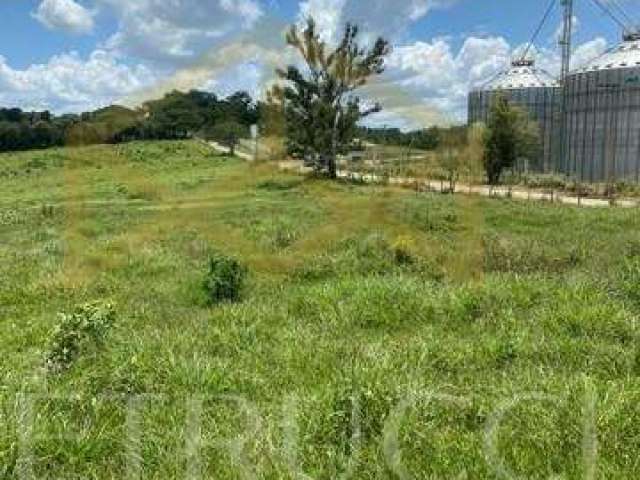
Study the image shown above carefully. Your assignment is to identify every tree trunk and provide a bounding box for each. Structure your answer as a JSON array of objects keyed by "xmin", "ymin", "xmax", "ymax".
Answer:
[
  {"xmin": 327, "ymin": 155, "xmax": 337, "ymax": 179},
  {"xmin": 329, "ymin": 104, "xmax": 341, "ymax": 180}
]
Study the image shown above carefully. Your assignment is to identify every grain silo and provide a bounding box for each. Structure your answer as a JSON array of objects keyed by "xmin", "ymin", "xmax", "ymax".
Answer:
[
  {"xmin": 561, "ymin": 32, "xmax": 640, "ymax": 183},
  {"xmin": 468, "ymin": 58, "xmax": 561, "ymax": 173}
]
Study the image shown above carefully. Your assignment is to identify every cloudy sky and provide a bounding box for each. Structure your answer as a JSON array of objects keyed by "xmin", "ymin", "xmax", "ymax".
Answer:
[{"xmin": 1, "ymin": 0, "xmax": 638, "ymax": 125}]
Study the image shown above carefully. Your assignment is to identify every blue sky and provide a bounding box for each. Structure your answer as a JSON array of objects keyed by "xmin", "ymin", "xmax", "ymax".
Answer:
[{"xmin": 0, "ymin": 0, "xmax": 637, "ymax": 124}]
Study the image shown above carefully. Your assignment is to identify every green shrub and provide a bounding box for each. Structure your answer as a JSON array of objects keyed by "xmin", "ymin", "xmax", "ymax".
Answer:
[
  {"xmin": 203, "ymin": 253, "xmax": 247, "ymax": 304},
  {"xmin": 45, "ymin": 301, "xmax": 116, "ymax": 373}
]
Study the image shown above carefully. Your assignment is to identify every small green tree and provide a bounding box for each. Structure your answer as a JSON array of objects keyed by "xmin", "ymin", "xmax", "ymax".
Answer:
[
  {"xmin": 272, "ymin": 18, "xmax": 391, "ymax": 178},
  {"xmin": 208, "ymin": 121, "xmax": 247, "ymax": 156},
  {"xmin": 482, "ymin": 96, "xmax": 540, "ymax": 184},
  {"xmin": 437, "ymin": 127, "xmax": 468, "ymax": 192},
  {"xmin": 462, "ymin": 123, "xmax": 486, "ymax": 184}
]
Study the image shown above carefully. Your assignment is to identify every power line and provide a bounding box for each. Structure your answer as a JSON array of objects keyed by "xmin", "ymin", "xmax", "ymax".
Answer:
[
  {"xmin": 589, "ymin": 0, "xmax": 629, "ymax": 30},
  {"xmin": 521, "ymin": 0, "xmax": 558, "ymax": 61},
  {"xmin": 607, "ymin": 0, "xmax": 637, "ymax": 31}
]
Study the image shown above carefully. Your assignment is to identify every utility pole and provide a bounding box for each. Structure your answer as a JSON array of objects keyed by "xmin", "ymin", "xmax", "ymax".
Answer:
[
  {"xmin": 559, "ymin": 0, "xmax": 574, "ymax": 176},
  {"xmin": 560, "ymin": 0, "xmax": 574, "ymax": 82}
]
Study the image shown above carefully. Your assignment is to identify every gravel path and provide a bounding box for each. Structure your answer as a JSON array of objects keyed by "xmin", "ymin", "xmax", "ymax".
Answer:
[{"xmin": 277, "ymin": 161, "xmax": 639, "ymax": 209}]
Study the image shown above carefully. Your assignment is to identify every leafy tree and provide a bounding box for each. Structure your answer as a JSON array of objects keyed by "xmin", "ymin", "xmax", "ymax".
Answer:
[
  {"xmin": 482, "ymin": 96, "xmax": 541, "ymax": 184},
  {"xmin": 206, "ymin": 121, "xmax": 248, "ymax": 156},
  {"xmin": 0, "ymin": 108, "xmax": 23, "ymax": 123},
  {"xmin": 0, "ymin": 122, "xmax": 21, "ymax": 151},
  {"xmin": 272, "ymin": 18, "xmax": 391, "ymax": 178},
  {"xmin": 32, "ymin": 122, "xmax": 61, "ymax": 148},
  {"xmin": 143, "ymin": 91, "xmax": 206, "ymax": 139},
  {"xmin": 217, "ymin": 91, "xmax": 259, "ymax": 126}
]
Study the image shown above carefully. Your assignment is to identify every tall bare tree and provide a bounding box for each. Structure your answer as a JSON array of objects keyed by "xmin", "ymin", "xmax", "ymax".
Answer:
[{"xmin": 272, "ymin": 18, "xmax": 391, "ymax": 178}]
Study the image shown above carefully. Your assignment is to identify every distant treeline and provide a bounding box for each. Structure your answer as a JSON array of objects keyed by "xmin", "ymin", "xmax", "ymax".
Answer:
[
  {"xmin": 0, "ymin": 91, "xmax": 468, "ymax": 154},
  {"xmin": 0, "ymin": 90, "xmax": 260, "ymax": 153},
  {"xmin": 357, "ymin": 125, "xmax": 469, "ymax": 151}
]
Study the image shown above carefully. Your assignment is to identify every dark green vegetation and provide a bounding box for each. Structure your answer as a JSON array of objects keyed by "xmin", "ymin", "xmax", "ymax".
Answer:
[
  {"xmin": 203, "ymin": 253, "xmax": 247, "ymax": 304},
  {"xmin": 483, "ymin": 96, "xmax": 541, "ymax": 185},
  {"xmin": 0, "ymin": 90, "xmax": 258, "ymax": 153},
  {"xmin": 1, "ymin": 141, "xmax": 640, "ymax": 478},
  {"xmin": 45, "ymin": 301, "xmax": 116, "ymax": 373},
  {"xmin": 358, "ymin": 125, "xmax": 468, "ymax": 151}
]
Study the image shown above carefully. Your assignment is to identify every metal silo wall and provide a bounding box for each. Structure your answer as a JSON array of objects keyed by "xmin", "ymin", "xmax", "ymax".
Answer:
[
  {"xmin": 563, "ymin": 67, "xmax": 640, "ymax": 183},
  {"xmin": 467, "ymin": 87, "xmax": 561, "ymax": 173}
]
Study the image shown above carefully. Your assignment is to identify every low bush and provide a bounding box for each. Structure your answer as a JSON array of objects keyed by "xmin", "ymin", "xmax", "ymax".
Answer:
[
  {"xmin": 203, "ymin": 253, "xmax": 247, "ymax": 304},
  {"xmin": 45, "ymin": 301, "xmax": 116, "ymax": 373}
]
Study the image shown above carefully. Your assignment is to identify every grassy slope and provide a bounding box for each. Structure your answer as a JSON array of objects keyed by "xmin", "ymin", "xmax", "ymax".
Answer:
[{"xmin": 1, "ymin": 141, "xmax": 640, "ymax": 478}]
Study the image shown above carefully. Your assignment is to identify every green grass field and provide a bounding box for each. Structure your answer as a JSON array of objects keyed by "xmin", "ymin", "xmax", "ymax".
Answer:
[{"xmin": 1, "ymin": 140, "xmax": 640, "ymax": 478}]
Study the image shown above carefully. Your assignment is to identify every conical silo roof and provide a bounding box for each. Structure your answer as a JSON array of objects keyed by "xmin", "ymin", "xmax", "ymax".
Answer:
[
  {"xmin": 575, "ymin": 32, "xmax": 640, "ymax": 73},
  {"xmin": 480, "ymin": 59, "xmax": 559, "ymax": 91}
]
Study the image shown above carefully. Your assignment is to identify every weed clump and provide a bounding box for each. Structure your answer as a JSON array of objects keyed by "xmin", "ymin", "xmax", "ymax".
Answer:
[
  {"xmin": 0, "ymin": 209, "xmax": 24, "ymax": 226},
  {"xmin": 391, "ymin": 235, "xmax": 417, "ymax": 265},
  {"xmin": 483, "ymin": 234, "xmax": 582, "ymax": 274},
  {"xmin": 203, "ymin": 253, "xmax": 247, "ymax": 304},
  {"xmin": 256, "ymin": 178, "xmax": 302, "ymax": 191},
  {"xmin": 293, "ymin": 234, "xmax": 443, "ymax": 282},
  {"xmin": 45, "ymin": 301, "xmax": 116, "ymax": 373},
  {"xmin": 615, "ymin": 254, "xmax": 640, "ymax": 306}
]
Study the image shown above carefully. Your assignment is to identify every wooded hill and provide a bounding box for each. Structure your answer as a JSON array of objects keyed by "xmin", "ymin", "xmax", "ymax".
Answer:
[{"xmin": 0, "ymin": 90, "xmax": 259, "ymax": 152}]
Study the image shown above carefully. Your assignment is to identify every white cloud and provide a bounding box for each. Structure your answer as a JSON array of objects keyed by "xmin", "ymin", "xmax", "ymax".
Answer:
[
  {"xmin": 553, "ymin": 15, "xmax": 580, "ymax": 43},
  {"xmin": 298, "ymin": 0, "xmax": 456, "ymax": 42},
  {"xmin": 374, "ymin": 34, "xmax": 609, "ymax": 125},
  {"xmin": 0, "ymin": 50, "xmax": 156, "ymax": 112},
  {"xmin": 33, "ymin": 0, "xmax": 95, "ymax": 35},
  {"xmin": 373, "ymin": 36, "xmax": 511, "ymax": 124},
  {"xmin": 298, "ymin": 0, "xmax": 346, "ymax": 42},
  {"xmin": 98, "ymin": 0, "xmax": 264, "ymax": 63},
  {"xmin": 10, "ymin": 0, "xmax": 616, "ymax": 125},
  {"xmin": 570, "ymin": 37, "xmax": 609, "ymax": 68}
]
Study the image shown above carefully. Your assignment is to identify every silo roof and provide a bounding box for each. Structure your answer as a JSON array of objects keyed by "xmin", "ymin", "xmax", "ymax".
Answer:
[
  {"xmin": 576, "ymin": 34, "xmax": 640, "ymax": 73},
  {"xmin": 479, "ymin": 59, "xmax": 559, "ymax": 91}
]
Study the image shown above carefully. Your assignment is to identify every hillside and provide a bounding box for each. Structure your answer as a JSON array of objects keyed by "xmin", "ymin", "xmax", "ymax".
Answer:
[{"xmin": 1, "ymin": 141, "xmax": 640, "ymax": 478}]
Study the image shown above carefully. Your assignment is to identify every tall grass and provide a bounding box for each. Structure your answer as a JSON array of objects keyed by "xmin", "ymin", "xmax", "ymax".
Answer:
[{"xmin": 1, "ymin": 141, "xmax": 639, "ymax": 478}]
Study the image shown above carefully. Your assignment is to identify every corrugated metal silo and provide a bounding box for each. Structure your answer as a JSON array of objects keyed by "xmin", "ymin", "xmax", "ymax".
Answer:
[
  {"xmin": 468, "ymin": 59, "xmax": 561, "ymax": 172},
  {"xmin": 562, "ymin": 32, "xmax": 640, "ymax": 183}
]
